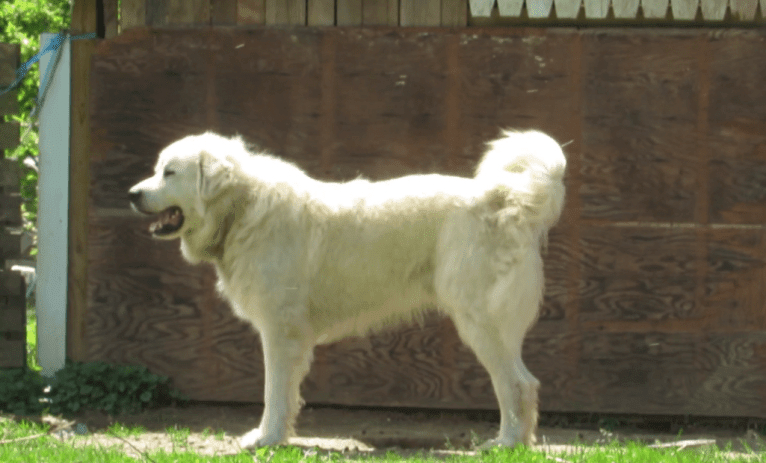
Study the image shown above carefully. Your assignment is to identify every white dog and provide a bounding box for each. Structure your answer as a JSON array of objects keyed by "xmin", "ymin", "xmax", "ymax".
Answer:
[{"xmin": 128, "ymin": 130, "xmax": 566, "ymax": 449}]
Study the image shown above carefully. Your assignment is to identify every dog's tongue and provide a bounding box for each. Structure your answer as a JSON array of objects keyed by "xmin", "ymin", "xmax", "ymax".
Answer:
[{"xmin": 149, "ymin": 207, "xmax": 183, "ymax": 234}]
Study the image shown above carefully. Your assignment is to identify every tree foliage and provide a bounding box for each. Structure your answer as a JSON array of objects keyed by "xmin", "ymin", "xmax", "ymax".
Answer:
[{"xmin": 1, "ymin": 0, "xmax": 72, "ymax": 226}]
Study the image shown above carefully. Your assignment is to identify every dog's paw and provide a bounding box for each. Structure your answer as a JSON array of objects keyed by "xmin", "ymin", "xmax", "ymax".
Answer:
[
  {"xmin": 476, "ymin": 436, "xmax": 522, "ymax": 451},
  {"xmin": 239, "ymin": 427, "xmax": 285, "ymax": 449}
]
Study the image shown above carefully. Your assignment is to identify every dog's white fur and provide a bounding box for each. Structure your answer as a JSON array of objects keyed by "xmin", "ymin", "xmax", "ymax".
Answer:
[{"xmin": 129, "ymin": 130, "xmax": 566, "ymax": 449}]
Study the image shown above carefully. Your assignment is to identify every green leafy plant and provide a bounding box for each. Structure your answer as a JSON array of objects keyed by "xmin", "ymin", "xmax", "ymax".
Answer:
[
  {"xmin": 0, "ymin": 367, "xmax": 45, "ymax": 415},
  {"xmin": 0, "ymin": 361, "xmax": 188, "ymax": 416},
  {"xmin": 48, "ymin": 361, "xmax": 188, "ymax": 416}
]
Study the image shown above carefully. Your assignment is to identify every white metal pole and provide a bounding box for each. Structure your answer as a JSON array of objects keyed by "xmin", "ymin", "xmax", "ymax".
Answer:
[{"xmin": 36, "ymin": 33, "xmax": 70, "ymax": 378}]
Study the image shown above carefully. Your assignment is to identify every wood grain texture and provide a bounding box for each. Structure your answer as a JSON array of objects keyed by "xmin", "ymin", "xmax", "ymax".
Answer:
[
  {"xmin": 564, "ymin": 332, "xmax": 766, "ymax": 416},
  {"xmin": 707, "ymin": 35, "xmax": 766, "ymax": 225},
  {"xmin": 0, "ymin": 123, "xmax": 19, "ymax": 150},
  {"xmin": 69, "ymin": 0, "xmax": 98, "ymax": 362},
  {"xmin": 0, "ymin": 43, "xmax": 20, "ymax": 87},
  {"xmin": 363, "ymin": 0, "xmax": 399, "ymax": 25},
  {"xmin": 0, "ymin": 93, "xmax": 18, "ymax": 116},
  {"xmin": 167, "ymin": 0, "xmax": 211, "ymax": 25},
  {"xmin": 0, "ymin": 271, "xmax": 24, "ymax": 368},
  {"xmin": 121, "ymin": 0, "xmax": 147, "ymax": 29},
  {"xmin": 0, "ymin": 234, "xmax": 21, "ymax": 264},
  {"xmin": 441, "ymin": 0, "xmax": 468, "ymax": 25},
  {"xmin": 103, "ymin": 0, "xmax": 118, "ymax": 37},
  {"xmin": 0, "ymin": 196, "xmax": 21, "ymax": 228},
  {"xmin": 266, "ymin": 0, "xmax": 306, "ymax": 25},
  {"xmin": 0, "ymin": 159, "xmax": 19, "ymax": 192},
  {"xmin": 308, "ymin": 0, "xmax": 335, "ymax": 25},
  {"xmin": 212, "ymin": 0, "xmax": 238, "ymax": 24},
  {"xmin": 581, "ymin": 33, "xmax": 700, "ymax": 222},
  {"xmin": 86, "ymin": 28, "xmax": 766, "ymax": 415},
  {"xmin": 579, "ymin": 226, "xmax": 704, "ymax": 324},
  {"xmin": 400, "ymin": 0, "xmax": 441, "ymax": 26},
  {"xmin": 146, "ymin": 0, "xmax": 169, "ymax": 26},
  {"xmin": 706, "ymin": 229, "xmax": 766, "ymax": 330},
  {"xmin": 337, "ymin": 0, "xmax": 362, "ymax": 25},
  {"xmin": 237, "ymin": 0, "xmax": 266, "ymax": 24}
]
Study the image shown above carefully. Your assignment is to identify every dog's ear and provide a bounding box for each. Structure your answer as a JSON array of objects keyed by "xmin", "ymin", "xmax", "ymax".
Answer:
[{"xmin": 197, "ymin": 150, "xmax": 233, "ymax": 202}]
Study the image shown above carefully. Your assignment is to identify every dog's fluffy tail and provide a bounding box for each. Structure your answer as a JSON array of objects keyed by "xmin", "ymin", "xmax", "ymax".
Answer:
[{"xmin": 475, "ymin": 130, "xmax": 567, "ymax": 230}]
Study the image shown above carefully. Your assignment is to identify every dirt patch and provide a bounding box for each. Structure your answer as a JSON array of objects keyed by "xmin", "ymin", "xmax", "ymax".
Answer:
[{"xmin": 18, "ymin": 404, "xmax": 766, "ymax": 458}]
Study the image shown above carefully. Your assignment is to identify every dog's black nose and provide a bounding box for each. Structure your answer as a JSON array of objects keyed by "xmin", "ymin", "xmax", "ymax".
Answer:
[{"xmin": 128, "ymin": 190, "xmax": 142, "ymax": 204}]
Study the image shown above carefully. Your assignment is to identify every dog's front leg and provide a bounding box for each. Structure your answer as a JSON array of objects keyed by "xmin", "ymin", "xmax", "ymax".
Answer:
[{"xmin": 240, "ymin": 324, "xmax": 314, "ymax": 449}]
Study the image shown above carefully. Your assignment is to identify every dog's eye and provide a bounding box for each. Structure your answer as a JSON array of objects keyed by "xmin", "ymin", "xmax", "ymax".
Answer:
[{"xmin": 163, "ymin": 170, "xmax": 175, "ymax": 177}]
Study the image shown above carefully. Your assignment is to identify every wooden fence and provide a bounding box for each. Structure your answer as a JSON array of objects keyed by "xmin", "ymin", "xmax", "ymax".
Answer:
[
  {"xmin": 81, "ymin": 25, "xmax": 766, "ymax": 417},
  {"xmin": 0, "ymin": 43, "xmax": 25, "ymax": 369},
  {"xmin": 111, "ymin": 0, "xmax": 764, "ymax": 33}
]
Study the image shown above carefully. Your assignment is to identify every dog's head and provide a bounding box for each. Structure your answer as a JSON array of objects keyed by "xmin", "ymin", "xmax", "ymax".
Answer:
[{"xmin": 128, "ymin": 133, "xmax": 236, "ymax": 241}]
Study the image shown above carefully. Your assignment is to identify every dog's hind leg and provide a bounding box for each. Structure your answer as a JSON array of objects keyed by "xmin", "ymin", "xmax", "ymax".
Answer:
[
  {"xmin": 240, "ymin": 322, "xmax": 314, "ymax": 449},
  {"xmin": 449, "ymin": 313, "xmax": 538, "ymax": 449}
]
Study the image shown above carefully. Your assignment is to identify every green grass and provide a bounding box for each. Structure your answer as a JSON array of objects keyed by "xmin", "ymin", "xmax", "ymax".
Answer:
[
  {"xmin": 25, "ymin": 306, "xmax": 40, "ymax": 372},
  {"xmin": 0, "ymin": 418, "xmax": 762, "ymax": 463},
  {"xmin": 105, "ymin": 422, "xmax": 148, "ymax": 438}
]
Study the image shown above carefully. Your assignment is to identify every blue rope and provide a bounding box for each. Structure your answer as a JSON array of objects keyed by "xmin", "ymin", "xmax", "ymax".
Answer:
[
  {"xmin": 0, "ymin": 31, "xmax": 97, "ymax": 97},
  {"xmin": 1, "ymin": 31, "xmax": 96, "ymax": 146}
]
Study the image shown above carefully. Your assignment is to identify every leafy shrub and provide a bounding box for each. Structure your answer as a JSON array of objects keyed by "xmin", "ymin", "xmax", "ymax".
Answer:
[
  {"xmin": 0, "ymin": 361, "xmax": 188, "ymax": 416},
  {"xmin": 48, "ymin": 361, "xmax": 188, "ymax": 416},
  {"xmin": 0, "ymin": 368, "xmax": 45, "ymax": 415}
]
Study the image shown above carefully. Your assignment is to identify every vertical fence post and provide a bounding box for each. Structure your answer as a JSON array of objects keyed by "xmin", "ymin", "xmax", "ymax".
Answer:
[{"xmin": 37, "ymin": 33, "xmax": 71, "ymax": 378}]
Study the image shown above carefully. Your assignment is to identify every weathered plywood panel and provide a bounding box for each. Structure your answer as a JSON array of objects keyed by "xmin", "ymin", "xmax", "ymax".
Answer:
[
  {"xmin": 0, "ymin": 123, "xmax": 19, "ymax": 150},
  {"xmin": 400, "ymin": 0, "xmax": 441, "ymax": 26},
  {"xmin": 708, "ymin": 35, "xmax": 766, "ymax": 225},
  {"xmin": 0, "ymin": 271, "xmax": 24, "ymax": 368},
  {"xmin": 237, "ymin": 0, "xmax": 266, "ymax": 24},
  {"xmin": 458, "ymin": 32, "xmax": 581, "ymax": 171},
  {"xmin": 88, "ymin": 28, "xmax": 766, "ymax": 415},
  {"xmin": 331, "ymin": 30, "xmax": 449, "ymax": 179},
  {"xmin": 363, "ymin": 0, "xmax": 399, "ymax": 25},
  {"xmin": 103, "ymin": 0, "xmax": 119, "ymax": 37},
  {"xmin": 442, "ymin": 0, "xmax": 468, "ymax": 25},
  {"xmin": 212, "ymin": 0, "xmax": 238, "ymax": 24},
  {"xmin": 308, "ymin": 0, "xmax": 335, "ymax": 25},
  {"xmin": 266, "ymin": 0, "xmax": 306, "ymax": 25},
  {"xmin": 167, "ymin": 0, "xmax": 211, "ymax": 25},
  {"xmin": 0, "ymin": 43, "xmax": 19, "ymax": 87},
  {"xmin": 337, "ymin": 0, "xmax": 363, "ymax": 25},
  {"xmin": 707, "ymin": 229, "xmax": 766, "ymax": 330},
  {"xmin": 579, "ymin": 227, "xmax": 705, "ymax": 324},
  {"xmin": 581, "ymin": 33, "xmax": 700, "ymax": 222},
  {"xmin": 120, "ymin": 0, "xmax": 147, "ymax": 30}
]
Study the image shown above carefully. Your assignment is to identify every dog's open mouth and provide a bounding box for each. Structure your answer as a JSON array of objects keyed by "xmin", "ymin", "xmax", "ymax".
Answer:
[{"xmin": 149, "ymin": 206, "xmax": 184, "ymax": 236}]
